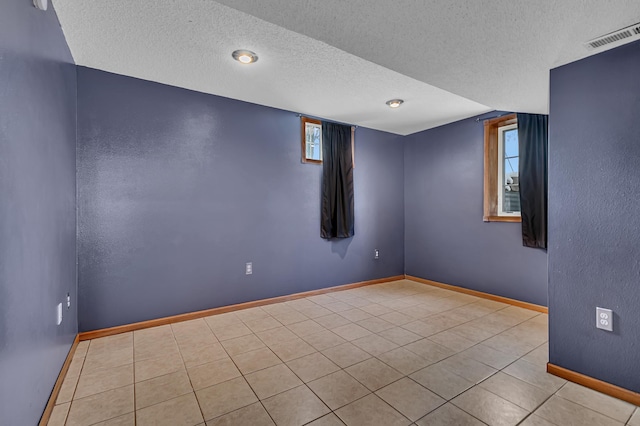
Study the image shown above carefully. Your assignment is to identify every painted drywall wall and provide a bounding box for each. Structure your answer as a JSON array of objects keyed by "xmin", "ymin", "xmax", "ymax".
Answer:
[
  {"xmin": 548, "ymin": 40, "xmax": 640, "ymax": 392},
  {"xmin": 76, "ymin": 68, "xmax": 404, "ymax": 331},
  {"xmin": 0, "ymin": 1, "xmax": 77, "ymax": 424},
  {"xmin": 404, "ymin": 112, "xmax": 548, "ymax": 306}
]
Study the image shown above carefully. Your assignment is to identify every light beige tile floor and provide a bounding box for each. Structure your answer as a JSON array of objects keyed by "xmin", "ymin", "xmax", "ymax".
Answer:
[{"xmin": 48, "ymin": 279, "xmax": 639, "ymax": 426}]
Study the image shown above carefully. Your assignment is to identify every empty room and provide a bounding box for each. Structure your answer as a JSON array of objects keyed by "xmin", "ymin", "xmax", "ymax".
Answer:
[{"xmin": 1, "ymin": 0, "xmax": 640, "ymax": 425}]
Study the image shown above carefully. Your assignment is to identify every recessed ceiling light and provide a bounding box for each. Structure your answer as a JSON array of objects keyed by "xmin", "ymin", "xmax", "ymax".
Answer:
[
  {"xmin": 386, "ymin": 99, "xmax": 404, "ymax": 108},
  {"xmin": 232, "ymin": 49, "xmax": 259, "ymax": 64}
]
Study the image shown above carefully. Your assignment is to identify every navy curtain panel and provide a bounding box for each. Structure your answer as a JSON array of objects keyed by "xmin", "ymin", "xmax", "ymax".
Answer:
[
  {"xmin": 517, "ymin": 113, "xmax": 548, "ymax": 249},
  {"xmin": 321, "ymin": 122, "xmax": 354, "ymax": 239}
]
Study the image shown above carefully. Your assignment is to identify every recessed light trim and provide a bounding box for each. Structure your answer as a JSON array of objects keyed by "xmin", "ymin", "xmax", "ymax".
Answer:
[
  {"xmin": 386, "ymin": 99, "xmax": 404, "ymax": 108},
  {"xmin": 232, "ymin": 49, "xmax": 259, "ymax": 64}
]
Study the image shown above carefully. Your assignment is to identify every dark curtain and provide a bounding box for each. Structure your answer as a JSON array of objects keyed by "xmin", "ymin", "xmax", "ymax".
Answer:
[
  {"xmin": 517, "ymin": 113, "xmax": 548, "ymax": 249},
  {"xmin": 321, "ymin": 122, "xmax": 354, "ymax": 239}
]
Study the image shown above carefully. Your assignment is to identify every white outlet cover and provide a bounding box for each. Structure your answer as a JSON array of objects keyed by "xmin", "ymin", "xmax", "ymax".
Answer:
[
  {"xmin": 56, "ymin": 303, "xmax": 63, "ymax": 325},
  {"xmin": 596, "ymin": 307, "xmax": 613, "ymax": 332}
]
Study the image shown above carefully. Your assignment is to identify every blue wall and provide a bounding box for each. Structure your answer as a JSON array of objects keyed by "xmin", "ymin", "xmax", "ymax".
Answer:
[
  {"xmin": 404, "ymin": 113, "xmax": 548, "ymax": 306},
  {"xmin": 548, "ymin": 40, "xmax": 640, "ymax": 393},
  {"xmin": 76, "ymin": 68, "xmax": 404, "ymax": 331},
  {"xmin": 0, "ymin": 1, "xmax": 77, "ymax": 424}
]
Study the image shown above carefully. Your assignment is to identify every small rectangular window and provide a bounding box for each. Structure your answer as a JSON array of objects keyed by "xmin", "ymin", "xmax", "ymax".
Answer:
[{"xmin": 301, "ymin": 117, "xmax": 322, "ymax": 163}]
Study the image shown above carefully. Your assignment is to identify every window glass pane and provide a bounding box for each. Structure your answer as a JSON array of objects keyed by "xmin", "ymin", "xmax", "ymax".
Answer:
[
  {"xmin": 504, "ymin": 129, "xmax": 518, "ymax": 157},
  {"xmin": 505, "ymin": 157, "xmax": 518, "ymax": 174},
  {"xmin": 305, "ymin": 123, "xmax": 322, "ymax": 161}
]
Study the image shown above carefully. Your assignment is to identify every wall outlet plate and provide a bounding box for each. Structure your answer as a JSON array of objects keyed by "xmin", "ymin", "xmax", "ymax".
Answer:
[
  {"xmin": 374, "ymin": 249, "xmax": 379, "ymax": 259},
  {"xmin": 596, "ymin": 307, "xmax": 613, "ymax": 331},
  {"xmin": 245, "ymin": 262, "xmax": 252, "ymax": 275},
  {"xmin": 56, "ymin": 303, "xmax": 63, "ymax": 325}
]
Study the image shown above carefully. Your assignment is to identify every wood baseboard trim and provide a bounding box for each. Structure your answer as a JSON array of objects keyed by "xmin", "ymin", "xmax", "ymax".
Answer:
[
  {"xmin": 39, "ymin": 334, "xmax": 80, "ymax": 426},
  {"xmin": 547, "ymin": 363, "xmax": 640, "ymax": 406},
  {"xmin": 404, "ymin": 275, "xmax": 548, "ymax": 314},
  {"xmin": 79, "ymin": 275, "xmax": 405, "ymax": 341}
]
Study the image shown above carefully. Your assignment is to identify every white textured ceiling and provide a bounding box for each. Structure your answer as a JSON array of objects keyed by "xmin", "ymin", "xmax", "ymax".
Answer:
[{"xmin": 53, "ymin": 0, "xmax": 640, "ymax": 135}]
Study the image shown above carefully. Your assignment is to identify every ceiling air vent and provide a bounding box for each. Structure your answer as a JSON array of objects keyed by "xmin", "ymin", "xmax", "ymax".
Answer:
[{"xmin": 585, "ymin": 23, "xmax": 640, "ymax": 50}]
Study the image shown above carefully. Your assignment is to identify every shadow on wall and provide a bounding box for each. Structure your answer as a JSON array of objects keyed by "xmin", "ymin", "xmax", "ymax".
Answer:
[{"xmin": 331, "ymin": 237, "xmax": 352, "ymax": 259}]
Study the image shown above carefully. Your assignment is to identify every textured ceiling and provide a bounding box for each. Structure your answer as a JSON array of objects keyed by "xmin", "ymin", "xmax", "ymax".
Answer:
[{"xmin": 53, "ymin": 0, "xmax": 640, "ymax": 135}]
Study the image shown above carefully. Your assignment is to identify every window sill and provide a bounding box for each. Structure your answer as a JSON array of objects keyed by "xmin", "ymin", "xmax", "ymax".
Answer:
[{"xmin": 484, "ymin": 215, "xmax": 522, "ymax": 223}]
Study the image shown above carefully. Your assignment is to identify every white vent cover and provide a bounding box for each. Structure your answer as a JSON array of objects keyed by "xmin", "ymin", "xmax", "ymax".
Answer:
[{"xmin": 585, "ymin": 23, "xmax": 640, "ymax": 50}]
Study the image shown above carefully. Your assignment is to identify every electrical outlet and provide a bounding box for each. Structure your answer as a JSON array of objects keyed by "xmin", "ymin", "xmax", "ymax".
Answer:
[
  {"xmin": 245, "ymin": 262, "xmax": 253, "ymax": 275},
  {"xmin": 374, "ymin": 249, "xmax": 379, "ymax": 260},
  {"xmin": 56, "ymin": 303, "xmax": 63, "ymax": 326},
  {"xmin": 596, "ymin": 307, "xmax": 613, "ymax": 331},
  {"xmin": 67, "ymin": 293, "xmax": 71, "ymax": 309}
]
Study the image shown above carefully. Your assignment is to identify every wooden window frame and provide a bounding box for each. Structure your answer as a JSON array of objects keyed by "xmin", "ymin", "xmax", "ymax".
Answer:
[
  {"xmin": 301, "ymin": 116, "xmax": 322, "ymax": 164},
  {"xmin": 483, "ymin": 113, "xmax": 521, "ymax": 223}
]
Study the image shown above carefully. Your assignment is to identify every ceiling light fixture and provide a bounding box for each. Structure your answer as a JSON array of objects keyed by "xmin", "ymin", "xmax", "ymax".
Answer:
[
  {"xmin": 232, "ymin": 50, "xmax": 259, "ymax": 64},
  {"xmin": 386, "ymin": 99, "xmax": 404, "ymax": 108}
]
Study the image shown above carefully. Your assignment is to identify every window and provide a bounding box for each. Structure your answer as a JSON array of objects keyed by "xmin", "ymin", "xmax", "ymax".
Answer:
[
  {"xmin": 301, "ymin": 116, "xmax": 356, "ymax": 167},
  {"xmin": 301, "ymin": 117, "xmax": 322, "ymax": 163},
  {"xmin": 483, "ymin": 114, "xmax": 521, "ymax": 222}
]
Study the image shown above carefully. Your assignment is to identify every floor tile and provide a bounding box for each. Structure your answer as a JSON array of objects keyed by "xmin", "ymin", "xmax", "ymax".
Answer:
[
  {"xmin": 314, "ymin": 313, "xmax": 352, "ymax": 329},
  {"xmin": 262, "ymin": 385, "xmax": 331, "ymax": 426},
  {"xmin": 305, "ymin": 413, "xmax": 346, "ymax": 425},
  {"xmin": 479, "ymin": 371, "xmax": 552, "ymax": 412},
  {"xmin": 415, "ymin": 403, "xmax": 486, "ymax": 426},
  {"xmin": 286, "ymin": 352, "xmax": 340, "ymax": 382},
  {"xmin": 377, "ymin": 327, "xmax": 422, "ymax": 346},
  {"xmin": 308, "ymin": 370, "xmax": 370, "ymax": 410},
  {"xmin": 187, "ymin": 358, "xmax": 241, "ymax": 390},
  {"xmin": 48, "ymin": 402, "xmax": 70, "ymax": 426},
  {"xmin": 339, "ymin": 308, "xmax": 374, "ymax": 322},
  {"xmin": 196, "ymin": 377, "xmax": 258, "ymax": 421},
  {"xmin": 321, "ymin": 342, "xmax": 371, "ymax": 368},
  {"xmin": 521, "ymin": 343, "xmax": 549, "ymax": 366},
  {"xmin": 136, "ymin": 392, "xmax": 203, "ymax": 426},
  {"xmin": 346, "ymin": 358, "xmax": 403, "ymax": 391},
  {"xmin": 403, "ymin": 339, "xmax": 455, "ymax": 364},
  {"xmin": 231, "ymin": 347, "xmax": 282, "ymax": 374},
  {"xmin": 211, "ymin": 322, "xmax": 253, "ymax": 341},
  {"xmin": 235, "ymin": 307, "xmax": 270, "ymax": 322},
  {"xmin": 302, "ymin": 330, "xmax": 348, "ymax": 351},
  {"xmin": 171, "ymin": 320, "xmax": 218, "ymax": 348},
  {"xmin": 66, "ymin": 385, "xmax": 134, "ymax": 426},
  {"xmin": 628, "ymin": 408, "xmax": 640, "ymax": 426},
  {"xmin": 375, "ymin": 377, "xmax": 445, "ymax": 421},
  {"xmin": 57, "ymin": 372, "xmax": 80, "ymax": 404},
  {"xmin": 243, "ymin": 316, "xmax": 283, "ymax": 333},
  {"xmin": 451, "ymin": 386, "xmax": 528, "ymax": 426},
  {"xmin": 360, "ymin": 304, "xmax": 394, "ymax": 316},
  {"xmin": 459, "ymin": 343, "xmax": 518, "ymax": 370},
  {"xmin": 518, "ymin": 414, "xmax": 556, "ymax": 426},
  {"xmin": 502, "ymin": 359, "xmax": 566, "ymax": 393},
  {"xmin": 376, "ymin": 347, "xmax": 432, "ymax": 375},
  {"xmin": 410, "ymin": 363, "xmax": 474, "ymax": 400},
  {"xmin": 83, "ymin": 346, "xmax": 133, "ymax": 373},
  {"xmin": 436, "ymin": 354, "xmax": 497, "ymax": 384},
  {"xmin": 245, "ymin": 363, "xmax": 303, "ymax": 399},
  {"xmin": 534, "ymin": 395, "xmax": 623, "ymax": 426},
  {"xmin": 206, "ymin": 402, "xmax": 275, "ymax": 426},
  {"xmin": 351, "ymin": 333, "xmax": 398, "ymax": 356},
  {"xmin": 429, "ymin": 331, "xmax": 477, "ymax": 353},
  {"xmin": 332, "ymin": 323, "xmax": 373, "ymax": 341},
  {"xmin": 325, "ymin": 301, "xmax": 354, "ymax": 313},
  {"xmin": 268, "ymin": 336, "xmax": 316, "ymax": 361},
  {"xmin": 135, "ymin": 352, "xmax": 184, "ymax": 382},
  {"xmin": 135, "ymin": 370, "xmax": 193, "ymax": 409},
  {"xmin": 356, "ymin": 317, "xmax": 395, "ymax": 333},
  {"xmin": 272, "ymin": 310, "xmax": 308, "ymax": 325},
  {"xmin": 179, "ymin": 342, "xmax": 228, "ymax": 368},
  {"xmin": 92, "ymin": 412, "xmax": 135, "ymax": 426},
  {"xmin": 256, "ymin": 326, "xmax": 298, "ymax": 346},
  {"xmin": 555, "ymin": 382, "xmax": 636, "ymax": 423},
  {"xmin": 204, "ymin": 313, "xmax": 240, "ymax": 329},
  {"xmin": 220, "ymin": 333, "xmax": 265, "ymax": 356},
  {"xmin": 335, "ymin": 394, "xmax": 410, "ymax": 426},
  {"xmin": 74, "ymin": 363, "xmax": 133, "ymax": 399},
  {"xmin": 287, "ymin": 319, "xmax": 326, "ymax": 337}
]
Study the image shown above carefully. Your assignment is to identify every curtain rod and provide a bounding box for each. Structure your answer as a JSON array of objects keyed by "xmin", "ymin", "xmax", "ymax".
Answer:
[
  {"xmin": 296, "ymin": 113, "xmax": 358, "ymax": 129},
  {"xmin": 475, "ymin": 113, "xmax": 507, "ymax": 123}
]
